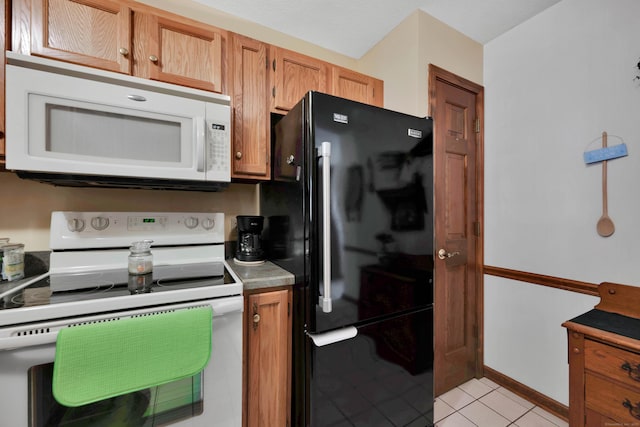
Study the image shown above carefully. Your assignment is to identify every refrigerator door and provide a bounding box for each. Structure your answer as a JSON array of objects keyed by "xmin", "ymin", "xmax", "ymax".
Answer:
[
  {"xmin": 310, "ymin": 92, "xmax": 434, "ymax": 333},
  {"xmin": 307, "ymin": 307, "xmax": 433, "ymax": 427}
]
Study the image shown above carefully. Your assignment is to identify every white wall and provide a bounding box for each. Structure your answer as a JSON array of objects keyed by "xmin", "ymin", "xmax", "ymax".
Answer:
[
  {"xmin": 359, "ymin": 10, "xmax": 483, "ymax": 116},
  {"xmin": 484, "ymin": 0, "xmax": 640, "ymax": 405}
]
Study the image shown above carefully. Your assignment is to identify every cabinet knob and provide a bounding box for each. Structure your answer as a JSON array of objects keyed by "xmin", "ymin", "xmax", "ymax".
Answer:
[
  {"xmin": 236, "ymin": 151, "xmax": 243, "ymax": 160},
  {"xmin": 149, "ymin": 55, "xmax": 158, "ymax": 63},
  {"xmin": 119, "ymin": 47, "xmax": 129, "ymax": 56},
  {"xmin": 253, "ymin": 313, "xmax": 260, "ymax": 324}
]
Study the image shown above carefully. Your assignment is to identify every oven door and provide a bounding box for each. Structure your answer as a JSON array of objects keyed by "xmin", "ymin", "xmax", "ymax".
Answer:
[{"xmin": 0, "ymin": 297, "xmax": 242, "ymax": 426}]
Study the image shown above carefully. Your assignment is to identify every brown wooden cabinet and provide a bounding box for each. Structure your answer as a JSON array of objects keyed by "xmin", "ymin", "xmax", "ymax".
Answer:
[
  {"xmin": 230, "ymin": 34, "xmax": 270, "ymax": 179},
  {"xmin": 14, "ymin": 0, "xmax": 132, "ymax": 73},
  {"xmin": 244, "ymin": 288, "xmax": 291, "ymax": 427},
  {"xmin": 331, "ymin": 65, "xmax": 383, "ymax": 107},
  {"xmin": 563, "ymin": 282, "xmax": 640, "ymax": 426},
  {"xmin": 12, "ymin": 0, "xmax": 226, "ymax": 92},
  {"xmin": 132, "ymin": 11, "xmax": 225, "ymax": 92},
  {"xmin": 270, "ymin": 46, "xmax": 328, "ymax": 112}
]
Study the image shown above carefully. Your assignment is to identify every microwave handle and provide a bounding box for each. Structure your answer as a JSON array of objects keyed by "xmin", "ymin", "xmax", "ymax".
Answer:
[{"xmin": 195, "ymin": 116, "xmax": 206, "ymax": 172}]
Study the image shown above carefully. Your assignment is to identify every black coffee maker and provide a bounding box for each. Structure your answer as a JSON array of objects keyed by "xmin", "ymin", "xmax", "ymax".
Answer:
[{"xmin": 235, "ymin": 215, "xmax": 265, "ymax": 262}]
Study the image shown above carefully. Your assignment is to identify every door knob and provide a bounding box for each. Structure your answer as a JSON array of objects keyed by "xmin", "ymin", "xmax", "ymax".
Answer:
[{"xmin": 438, "ymin": 248, "xmax": 460, "ymax": 260}]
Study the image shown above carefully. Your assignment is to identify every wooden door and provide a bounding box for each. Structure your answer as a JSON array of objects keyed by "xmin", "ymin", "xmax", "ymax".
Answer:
[
  {"xmin": 270, "ymin": 46, "xmax": 328, "ymax": 112},
  {"xmin": 135, "ymin": 12, "xmax": 224, "ymax": 92},
  {"xmin": 429, "ymin": 64, "xmax": 484, "ymax": 395},
  {"xmin": 230, "ymin": 34, "xmax": 270, "ymax": 180},
  {"xmin": 330, "ymin": 65, "xmax": 383, "ymax": 107},
  {"xmin": 246, "ymin": 289, "xmax": 291, "ymax": 427},
  {"xmin": 29, "ymin": 0, "xmax": 131, "ymax": 73}
]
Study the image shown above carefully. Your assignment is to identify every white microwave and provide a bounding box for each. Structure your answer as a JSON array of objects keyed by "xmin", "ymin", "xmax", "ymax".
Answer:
[{"xmin": 5, "ymin": 53, "xmax": 231, "ymax": 191}]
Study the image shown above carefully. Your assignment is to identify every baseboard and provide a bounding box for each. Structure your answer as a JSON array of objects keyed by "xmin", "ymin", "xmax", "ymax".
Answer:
[{"xmin": 483, "ymin": 366, "xmax": 568, "ymax": 421}]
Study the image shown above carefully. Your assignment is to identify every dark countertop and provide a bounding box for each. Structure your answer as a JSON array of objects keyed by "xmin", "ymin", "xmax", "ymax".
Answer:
[{"xmin": 226, "ymin": 258, "xmax": 295, "ymax": 291}]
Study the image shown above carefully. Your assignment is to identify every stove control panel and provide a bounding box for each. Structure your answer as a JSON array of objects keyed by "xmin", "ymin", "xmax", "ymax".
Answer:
[{"xmin": 50, "ymin": 211, "xmax": 225, "ymax": 250}]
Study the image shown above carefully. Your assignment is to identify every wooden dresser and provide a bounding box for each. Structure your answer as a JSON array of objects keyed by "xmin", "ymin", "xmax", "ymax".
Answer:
[{"xmin": 563, "ymin": 282, "xmax": 640, "ymax": 426}]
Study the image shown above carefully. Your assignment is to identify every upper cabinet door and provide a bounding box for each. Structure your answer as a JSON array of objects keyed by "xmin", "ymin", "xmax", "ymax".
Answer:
[
  {"xmin": 135, "ymin": 12, "xmax": 225, "ymax": 93},
  {"xmin": 331, "ymin": 66, "xmax": 384, "ymax": 108},
  {"xmin": 270, "ymin": 46, "xmax": 328, "ymax": 112},
  {"xmin": 29, "ymin": 0, "xmax": 131, "ymax": 73},
  {"xmin": 230, "ymin": 34, "xmax": 270, "ymax": 180}
]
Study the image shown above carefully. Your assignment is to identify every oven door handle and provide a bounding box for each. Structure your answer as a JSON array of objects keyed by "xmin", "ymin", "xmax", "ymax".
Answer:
[
  {"xmin": 0, "ymin": 332, "xmax": 58, "ymax": 351},
  {"xmin": 0, "ymin": 296, "xmax": 243, "ymax": 351}
]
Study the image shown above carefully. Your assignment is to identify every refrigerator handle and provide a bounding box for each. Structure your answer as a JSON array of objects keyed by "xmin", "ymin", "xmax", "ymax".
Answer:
[
  {"xmin": 308, "ymin": 326, "xmax": 357, "ymax": 347},
  {"xmin": 319, "ymin": 141, "xmax": 332, "ymax": 313}
]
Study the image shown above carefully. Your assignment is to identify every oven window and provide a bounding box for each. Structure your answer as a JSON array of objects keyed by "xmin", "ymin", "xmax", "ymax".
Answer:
[{"xmin": 29, "ymin": 363, "xmax": 203, "ymax": 426}]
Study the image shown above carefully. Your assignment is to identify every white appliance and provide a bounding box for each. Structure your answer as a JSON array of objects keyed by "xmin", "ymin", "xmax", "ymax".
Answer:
[
  {"xmin": 0, "ymin": 211, "xmax": 243, "ymax": 426},
  {"xmin": 5, "ymin": 52, "xmax": 231, "ymax": 191}
]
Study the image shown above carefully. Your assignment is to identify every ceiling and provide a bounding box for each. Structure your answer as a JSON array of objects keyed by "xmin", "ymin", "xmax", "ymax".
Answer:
[{"xmin": 192, "ymin": 0, "xmax": 562, "ymax": 58}]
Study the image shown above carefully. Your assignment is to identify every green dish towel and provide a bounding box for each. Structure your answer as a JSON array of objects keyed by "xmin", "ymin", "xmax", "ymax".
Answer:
[{"xmin": 52, "ymin": 306, "xmax": 212, "ymax": 407}]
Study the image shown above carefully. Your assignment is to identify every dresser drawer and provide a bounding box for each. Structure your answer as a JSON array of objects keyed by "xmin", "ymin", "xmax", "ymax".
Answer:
[
  {"xmin": 586, "ymin": 373, "xmax": 640, "ymax": 423},
  {"xmin": 585, "ymin": 340, "xmax": 640, "ymax": 389}
]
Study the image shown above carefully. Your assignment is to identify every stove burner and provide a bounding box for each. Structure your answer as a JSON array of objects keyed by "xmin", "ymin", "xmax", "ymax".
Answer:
[{"xmin": 11, "ymin": 282, "xmax": 116, "ymax": 307}]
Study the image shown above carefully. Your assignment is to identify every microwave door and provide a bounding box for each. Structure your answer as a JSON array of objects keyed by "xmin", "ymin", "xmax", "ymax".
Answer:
[{"xmin": 6, "ymin": 64, "xmax": 228, "ymax": 183}]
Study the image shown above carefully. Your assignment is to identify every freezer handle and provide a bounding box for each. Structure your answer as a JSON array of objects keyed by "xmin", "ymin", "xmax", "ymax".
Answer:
[
  {"xmin": 308, "ymin": 326, "xmax": 357, "ymax": 347},
  {"xmin": 319, "ymin": 141, "xmax": 332, "ymax": 313}
]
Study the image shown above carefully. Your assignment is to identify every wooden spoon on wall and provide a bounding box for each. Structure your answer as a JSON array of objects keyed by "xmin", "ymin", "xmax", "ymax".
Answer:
[{"xmin": 597, "ymin": 131, "xmax": 615, "ymax": 237}]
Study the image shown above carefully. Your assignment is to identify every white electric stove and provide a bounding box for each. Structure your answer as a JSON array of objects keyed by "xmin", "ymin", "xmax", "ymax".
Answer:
[{"xmin": 0, "ymin": 211, "xmax": 243, "ymax": 426}]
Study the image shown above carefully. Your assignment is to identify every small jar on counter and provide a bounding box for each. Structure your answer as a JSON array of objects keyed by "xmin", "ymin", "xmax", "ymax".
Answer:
[
  {"xmin": 128, "ymin": 240, "xmax": 154, "ymax": 275},
  {"xmin": 2, "ymin": 243, "xmax": 25, "ymax": 282}
]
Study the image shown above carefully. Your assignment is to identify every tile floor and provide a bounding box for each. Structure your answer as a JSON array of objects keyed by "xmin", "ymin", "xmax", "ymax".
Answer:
[{"xmin": 435, "ymin": 378, "xmax": 569, "ymax": 427}]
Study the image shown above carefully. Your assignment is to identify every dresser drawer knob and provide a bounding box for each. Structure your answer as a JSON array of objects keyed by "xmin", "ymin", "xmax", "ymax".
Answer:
[
  {"xmin": 621, "ymin": 362, "xmax": 640, "ymax": 382},
  {"xmin": 623, "ymin": 398, "xmax": 640, "ymax": 419}
]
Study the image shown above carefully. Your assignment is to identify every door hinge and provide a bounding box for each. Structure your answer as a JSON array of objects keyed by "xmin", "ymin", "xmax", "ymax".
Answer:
[
  {"xmin": 272, "ymin": 58, "xmax": 276, "ymax": 72},
  {"xmin": 272, "ymin": 86, "xmax": 276, "ymax": 98},
  {"xmin": 474, "ymin": 117, "xmax": 480, "ymax": 133},
  {"xmin": 474, "ymin": 222, "xmax": 481, "ymax": 237},
  {"xmin": 288, "ymin": 302, "xmax": 291, "ymax": 317}
]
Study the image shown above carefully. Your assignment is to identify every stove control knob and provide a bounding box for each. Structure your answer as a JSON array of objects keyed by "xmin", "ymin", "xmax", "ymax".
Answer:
[
  {"xmin": 184, "ymin": 216, "xmax": 199, "ymax": 229},
  {"xmin": 67, "ymin": 218, "xmax": 85, "ymax": 232},
  {"xmin": 202, "ymin": 218, "xmax": 215, "ymax": 230},
  {"xmin": 91, "ymin": 216, "xmax": 110, "ymax": 231}
]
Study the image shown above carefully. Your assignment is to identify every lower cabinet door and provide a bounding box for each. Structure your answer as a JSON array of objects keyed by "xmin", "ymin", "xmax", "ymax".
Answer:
[{"xmin": 246, "ymin": 289, "xmax": 291, "ymax": 427}]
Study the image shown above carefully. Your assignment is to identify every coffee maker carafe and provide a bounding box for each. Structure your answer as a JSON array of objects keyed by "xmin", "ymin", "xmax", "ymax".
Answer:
[{"xmin": 235, "ymin": 215, "xmax": 265, "ymax": 263}]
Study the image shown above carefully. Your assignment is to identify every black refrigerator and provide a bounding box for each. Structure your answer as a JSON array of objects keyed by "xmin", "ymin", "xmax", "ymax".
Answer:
[{"xmin": 260, "ymin": 92, "xmax": 434, "ymax": 427}]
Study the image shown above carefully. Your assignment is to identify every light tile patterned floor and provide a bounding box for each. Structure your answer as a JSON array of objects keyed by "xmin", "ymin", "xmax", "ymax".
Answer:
[{"xmin": 435, "ymin": 378, "xmax": 569, "ymax": 427}]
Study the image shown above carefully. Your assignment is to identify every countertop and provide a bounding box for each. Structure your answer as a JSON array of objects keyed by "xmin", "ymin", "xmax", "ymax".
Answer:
[{"xmin": 226, "ymin": 258, "xmax": 295, "ymax": 291}]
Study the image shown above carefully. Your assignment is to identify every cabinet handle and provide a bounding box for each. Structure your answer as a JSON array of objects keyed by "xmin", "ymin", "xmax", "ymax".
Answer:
[
  {"xmin": 119, "ymin": 47, "xmax": 129, "ymax": 56},
  {"xmin": 621, "ymin": 362, "xmax": 640, "ymax": 381},
  {"xmin": 252, "ymin": 302, "xmax": 260, "ymax": 331},
  {"xmin": 623, "ymin": 398, "xmax": 640, "ymax": 419},
  {"xmin": 149, "ymin": 55, "xmax": 158, "ymax": 63},
  {"xmin": 235, "ymin": 151, "xmax": 243, "ymax": 160}
]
